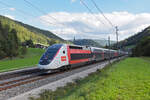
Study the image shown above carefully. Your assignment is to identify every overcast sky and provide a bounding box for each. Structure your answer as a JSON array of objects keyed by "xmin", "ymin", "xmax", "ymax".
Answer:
[{"xmin": 0, "ymin": 0, "xmax": 150, "ymax": 41}]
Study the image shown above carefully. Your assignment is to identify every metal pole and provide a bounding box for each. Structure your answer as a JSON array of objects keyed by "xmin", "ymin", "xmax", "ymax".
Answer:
[
  {"xmin": 115, "ymin": 26, "xmax": 119, "ymax": 60},
  {"xmin": 108, "ymin": 36, "xmax": 111, "ymax": 64},
  {"xmin": 115, "ymin": 26, "xmax": 119, "ymax": 50}
]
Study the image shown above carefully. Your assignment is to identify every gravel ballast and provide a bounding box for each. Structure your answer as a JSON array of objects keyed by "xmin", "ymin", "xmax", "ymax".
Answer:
[{"xmin": 0, "ymin": 58, "xmax": 123, "ymax": 100}]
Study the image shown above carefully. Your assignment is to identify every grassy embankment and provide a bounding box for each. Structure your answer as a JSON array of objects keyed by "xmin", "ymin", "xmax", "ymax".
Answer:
[
  {"xmin": 0, "ymin": 48, "xmax": 45, "ymax": 72},
  {"xmin": 30, "ymin": 57, "xmax": 150, "ymax": 100},
  {"xmin": 142, "ymin": 57, "xmax": 150, "ymax": 62}
]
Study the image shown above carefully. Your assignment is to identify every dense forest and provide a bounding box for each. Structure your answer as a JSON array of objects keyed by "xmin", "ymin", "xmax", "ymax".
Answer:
[
  {"xmin": 113, "ymin": 25, "xmax": 150, "ymax": 57},
  {"xmin": 0, "ymin": 21, "xmax": 26, "ymax": 59},
  {"xmin": 0, "ymin": 15, "xmax": 70, "ymax": 46},
  {"xmin": 0, "ymin": 15, "xmax": 72, "ymax": 59},
  {"xmin": 132, "ymin": 36, "xmax": 150, "ymax": 56},
  {"xmin": 115, "ymin": 26, "xmax": 150, "ymax": 49}
]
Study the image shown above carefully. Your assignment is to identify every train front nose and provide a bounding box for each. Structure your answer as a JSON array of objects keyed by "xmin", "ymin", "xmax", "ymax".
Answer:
[
  {"xmin": 38, "ymin": 44, "xmax": 62, "ymax": 69},
  {"xmin": 38, "ymin": 52, "xmax": 54, "ymax": 70}
]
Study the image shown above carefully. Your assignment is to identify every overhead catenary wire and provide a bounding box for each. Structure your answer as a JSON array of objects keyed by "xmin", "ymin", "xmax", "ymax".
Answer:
[
  {"xmin": 23, "ymin": 0, "xmax": 78, "ymax": 36},
  {"xmin": 23, "ymin": 0, "xmax": 57, "ymax": 21},
  {"xmin": 0, "ymin": 1, "xmax": 58, "ymax": 26},
  {"xmin": 0, "ymin": 1, "xmax": 67, "ymax": 40},
  {"xmin": 80, "ymin": 0, "xmax": 106, "ymax": 26},
  {"xmin": 80, "ymin": 0, "xmax": 115, "ymax": 41},
  {"xmin": 90, "ymin": 0, "xmax": 115, "ymax": 28},
  {"xmin": 0, "ymin": 0, "xmax": 77, "ymax": 40},
  {"xmin": 23, "ymin": 0, "xmax": 67, "ymax": 27},
  {"xmin": 90, "ymin": 0, "xmax": 119, "ymax": 49},
  {"xmin": 80, "ymin": 0, "xmax": 119, "ymax": 49},
  {"xmin": 0, "ymin": 0, "xmax": 116, "ymax": 41}
]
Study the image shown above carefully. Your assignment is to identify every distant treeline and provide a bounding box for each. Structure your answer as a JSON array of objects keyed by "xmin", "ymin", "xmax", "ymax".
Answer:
[
  {"xmin": 73, "ymin": 39, "xmax": 102, "ymax": 47},
  {"xmin": 0, "ymin": 22, "xmax": 27, "ymax": 59},
  {"xmin": 132, "ymin": 36, "xmax": 150, "ymax": 57}
]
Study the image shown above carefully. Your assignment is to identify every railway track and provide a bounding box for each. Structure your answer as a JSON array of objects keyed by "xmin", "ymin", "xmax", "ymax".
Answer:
[
  {"xmin": 0, "ymin": 60, "xmax": 105, "ymax": 92},
  {"xmin": 0, "ymin": 71, "xmax": 59, "ymax": 91},
  {"xmin": 0, "ymin": 68, "xmax": 42, "ymax": 80},
  {"xmin": 0, "ymin": 62, "xmax": 92, "ymax": 92},
  {"xmin": 0, "ymin": 57, "xmax": 124, "ymax": 93},
  {"xmin": 0, "ymin": 57, "xmax": 126, "ymax": 100}
]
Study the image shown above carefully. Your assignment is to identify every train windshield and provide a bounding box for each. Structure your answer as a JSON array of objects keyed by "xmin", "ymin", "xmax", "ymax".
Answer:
[{"xmin": 39, "ymin": 44, "xmax": 62, "ymax": 65}]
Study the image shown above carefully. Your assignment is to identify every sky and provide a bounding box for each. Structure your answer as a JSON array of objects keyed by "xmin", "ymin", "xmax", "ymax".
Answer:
[{"xmin": 0, "ymin": 0, "xmax": 150, "ymax": 41}]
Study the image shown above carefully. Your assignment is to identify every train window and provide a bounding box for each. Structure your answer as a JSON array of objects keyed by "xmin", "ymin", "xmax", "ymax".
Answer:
[
  {"xmin": 70, "ymin": 53, "xmax": 93, "ymax": 60},
  {"xmin": 63, "ymin": 50, "xmax": 65, "ymax": 54},
  {"xmin": 39, "ymin": 44, "xmax": 62, "ymax": 65},
  {"xmin": 69, "ymin": 46, "xmax": 83, "ymax": 49}
]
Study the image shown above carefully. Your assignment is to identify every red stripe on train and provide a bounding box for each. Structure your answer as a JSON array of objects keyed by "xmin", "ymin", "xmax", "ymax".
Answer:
[
  {"xmin": 101, "ymin": 52, "xmax": 104, "ymax": 60},
  {"xmin": 70, "ymin": 49, "xmax": 91, "ymax": 54},
  {"xmin": 67, "ymin": 45, "xmax": 71, "ymax": 64},
  {"xmin": 70, "ymin": 59, "xmax": 89, "ymax": 64}
]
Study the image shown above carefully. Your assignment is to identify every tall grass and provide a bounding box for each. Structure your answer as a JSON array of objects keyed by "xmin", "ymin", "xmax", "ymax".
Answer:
[
  {"xmin": 31, "ymin": 57, "xmax": 150, "ymax": 100},
  {"xmin": 0, "ymin": 48, "xmax": 45, "ymax": 72}
]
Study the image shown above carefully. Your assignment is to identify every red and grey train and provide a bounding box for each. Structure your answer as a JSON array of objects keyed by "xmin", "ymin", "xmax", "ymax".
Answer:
[{"xmin": 38, "ymin": 44, "xmax": 126, "ymax": 71}]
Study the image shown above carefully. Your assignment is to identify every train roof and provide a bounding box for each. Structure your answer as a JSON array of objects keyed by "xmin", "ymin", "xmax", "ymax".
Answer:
[
  {"xmin": 51, "ymin": 44, "xmax": 118, "ymax": 52},
  {"xmin": 91, "ymin": 47, "xmax": 112, "ymax": 51}
]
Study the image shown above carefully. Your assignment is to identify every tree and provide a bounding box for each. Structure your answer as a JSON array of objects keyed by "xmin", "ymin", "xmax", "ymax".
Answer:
[
  {"xmin": 0, "ymin": 21, "xmax": 26, "ymax": 59},
  {"xmin": 132, "ymin": 36, "xmax": 150, "ymax": 57},
  {"xmin": 24, "ymin": 39, "xmax": 34, "ymax": 47},
  {"xmin": 48, "ymin": 39, "xmax": 56, "ymax": 45}
]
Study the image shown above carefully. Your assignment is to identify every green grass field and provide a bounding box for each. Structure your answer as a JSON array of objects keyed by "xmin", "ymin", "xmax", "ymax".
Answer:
[
  {"xmin": 142, "ymin": 57, "xmax": 150, "ymax": 62},
  {"xmin": 0, "ymin": 48, "xmax": 45, "ymax": 72},
  {"xmin": 30, "ymin": 57, "xmax": 150, "ymax": 100}
]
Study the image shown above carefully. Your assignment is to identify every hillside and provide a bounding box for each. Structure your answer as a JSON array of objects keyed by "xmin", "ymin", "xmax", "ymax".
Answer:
[
  {"xmin": 0, "ymin": 15, "xmax": 66, "ymax": 45},
  {"xmin": 72, "ymin": 39, "xmax": 102, "ymax": 47},
  {"xmin": 71, "ymin": 39, "xmax": 115, "ymax": 47},
  {"xmin": 16, "ymin": 21, "xmax": 64, "ymax": 41},
  {"xmin": 116, "ymin": 26, "xmax": 150, "ymax": 49},
  {"xmin": 94, "ymin": 39, "xmax": 116, "ymax": 46}
]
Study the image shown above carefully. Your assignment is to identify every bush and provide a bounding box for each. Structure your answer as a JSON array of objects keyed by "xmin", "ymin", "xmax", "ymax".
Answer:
[
  {"xmin": 20, "ymin": 46, "xmax": 27, "ymax": 55},
  {"xmin": 0, "ymin": 50, "xmax": 6, "ymax": 59},
  {"xmin": 132, "ymin": 36, "xmax": 150, "ymax": 57},
  {"xmin": 0, "ymin": 21, "xmax": 27, "ymax": 59}
]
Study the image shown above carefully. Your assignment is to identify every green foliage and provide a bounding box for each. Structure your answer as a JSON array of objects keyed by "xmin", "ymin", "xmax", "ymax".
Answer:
[
  {"xmin": 115, "ymin": 26, "xmax": 150, "ymax": 49},
  {"xmin": 132, "ymin": 36, "xmax": 150, "ymax": 56},
  {"xmin": 0, "ymin": 21, "xmax": 22, "ymax": 59},
  {"xmin": 20, "ymin": 46, "xmax": 27, "ymax": 55},
  {"xmin": 0, "ymin": 48, "xmax": 45, "ymax": 72},
  {"xmin": 17, "ymin": 21, "xmax": 64, "ymax": 41},
  {"xmin": 30, "ymin": 58, "xmax": 150, "ymax": 100},
  {"xmin": 23, "ymin": 39, "xmax": 34, "ymax": 47},
  {"xmin": 47, "ymin": 39, "xmax": 57, "ymax": 45},
  {"xmin": 0, "ymin": 15, "xmax": 69, "ymax": 46}
]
